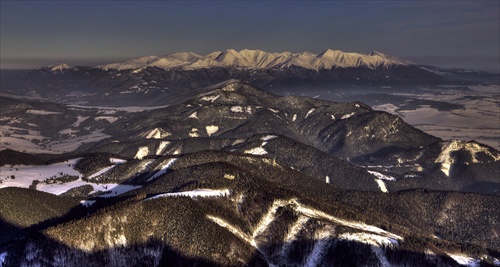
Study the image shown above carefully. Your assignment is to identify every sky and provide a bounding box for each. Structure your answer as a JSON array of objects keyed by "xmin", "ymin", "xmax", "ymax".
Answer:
[{"xmin": 1, "ymin": 1, "xmax": 499, "ymax": 72}]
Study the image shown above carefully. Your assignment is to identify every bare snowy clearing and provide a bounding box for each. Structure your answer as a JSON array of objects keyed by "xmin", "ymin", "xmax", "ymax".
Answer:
[
  {"xmin": 373, "ymin": 85, "xmax": 500, "ymax": 149},
  {"xmin": 0, "ymin": 158, "xmax": 140, "ymax": 197}
]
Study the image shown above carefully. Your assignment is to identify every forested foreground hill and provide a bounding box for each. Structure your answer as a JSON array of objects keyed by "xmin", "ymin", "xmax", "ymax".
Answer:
[{"xmin": 0, "ymin": 80, "xmax": 499, "ymax": 266}]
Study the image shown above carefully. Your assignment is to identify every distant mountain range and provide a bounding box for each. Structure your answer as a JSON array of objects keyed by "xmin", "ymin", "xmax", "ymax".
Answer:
[
  {"xmin": 0, "ymin": 48, "xmax": 469, "ymax": 106},
  {"xmin": 95, "ymin": 49, "xmax": 412, "ymax": 71}
]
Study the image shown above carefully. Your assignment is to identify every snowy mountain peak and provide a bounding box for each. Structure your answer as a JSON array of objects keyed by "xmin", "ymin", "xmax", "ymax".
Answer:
[
  {"xmin": 48, "ymin": 63, "xmax": 70, "ymax": 72},
  {"xmin": 96, "ymin": 49, "xmax": 413, "ymax": 71}
]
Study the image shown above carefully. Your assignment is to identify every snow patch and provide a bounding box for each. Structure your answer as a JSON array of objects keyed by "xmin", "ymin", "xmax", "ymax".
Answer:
[
  {"xmin": 134, "ymin": 146, "xmax": 149, "ymax": 160},
  {"xmin": 232, "ymin": 139, "xmax": 245, "ymax": 146},
  {"xmin": 94, "ymin": 116, "xmax": 119, "ymax": 123},
  {"xmin": 26, "ymin": 110, "xmax": 62, "ymax": 115},
  {"xmin": 80, "ymin": 200, "xmax": 96, "ymax": 207},
  {"xmin": 205, "ymin": 125, "xmax": 219, "ymax": 136},
  {"xmin": 368, "ymin": 170, "xmax": 396, "ymax": 181},
  {"xmin": 97, "ymin": 184, "xmax": 142, "ymax": 198},
  {"xmin": 260, "ymin": 135, "xmax": 277, "ymax": 141},
  {"xmin": 325, "ymin": 176, "xmax": 330, "ymax": 184},
  {"xmin": 305, "ymin": 226, "xmax": 336, "ymax": 267},
  {"xmin": 292, "ymin": 114, "xmax": 297, "ymax": 122},
  {"xmin": 222, "ymin": 83, "xmax": 237, "ymax": 91},
  {"xmin": 436, "ymin": 140, "xmax": 500, "ymax": 176},
  {"xmin": 189, "ymin": 128, "xmax": 200, "ymax": 138},
  {"xmin": 148, "ymin": 189, "xmax": 230, "ymax": 200},
  {"xmin": 339, "ymin": 232, "xmax": 396, "ymax": 267},
  {"xmin": 146, "ymin": 128, "xmax": 170, "ymax": 139},
  {"xmin": 206, "ymin": 215, "xmax": 254, "ymax": 246},
  {"xmin": 341, "ymin": 112, "xmax": 355, "ymax": 119},
  {"xmin": 156, "ymin": 141, "xmax": 170, "ymax": 155},
  {"xmin": 446, "ymin": 253, "xmax": 480, "ymax": 267},
  {"xmin": 230, "ymin": 106, "xmax": 243, "ymax": 113},
  {"xmin": 146, "ymin": 158, "xmax": 178, "ymax": 182},
  {"xmin": 245, "ymin": 147, "xmax": 267, "ymax": 155},
  {"xmin": 188, "ymin": 112, "xmax": 199, "ymax": 119},
  {"xmin": 0, "ymin": 252, "xmax": 7, "ymax": 266},
  {"xmin": 374, "ymin": 179, "xmax": 389, "ymax": 193},
  {"xmin": 305, "ymin": 108, "xmax": 315, "ymax": 119},
  {"xmin": 201, "ymin": 95, "xmax": 220, "ymax": 103}
]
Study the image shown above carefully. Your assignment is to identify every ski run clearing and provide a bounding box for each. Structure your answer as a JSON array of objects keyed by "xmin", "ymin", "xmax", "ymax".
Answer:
[
  {"xmin": 146, "ymin": 189, "xmax": 231, "ymax": 200},
  {"xmin": 207, "ymin": 198, "xmax": 404, "ymax": 267}
]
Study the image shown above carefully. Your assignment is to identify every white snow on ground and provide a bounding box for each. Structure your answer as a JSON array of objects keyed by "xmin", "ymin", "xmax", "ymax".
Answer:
[
  {"xmin": 208, "ymin": 198, "xmax": 401, "ymax": 267},
  {"xmin": 305, "ymin": 226, "xmax": 336, "ymax": 267},
  {"xmin": 48, "ymin": 132, "xmax": 110, "ymax": 153},
  {"xmin": 291, "ymin": 199, "xmax": 402, "ymax": 240},
  {"xmin": 0, "ymin": 159, "xmax": 82, "ymax": 186},
  {"xmin": 87, "ymin": 165, "xmax": 117, "ymax": 179},
  {"xmin": 205, "ymin": 125, "xmax": 219, "ymax": 136},
  {"xmin": 111, "ymin": 158, "xmax": 126, "ymax": 164},
  {"xmin": 146, "ymin": 128, "xmax": 170, "ymax": 139},
  {"xmin": 156, "ymin": 141, "xmax": 170, "ymax": 155},
  {"xmin": 446, "ymin": 253, "xmax": 480, "ymax": 267},
  {"xmin": 260, "ymin": 135, "xmax": 277, "ymax": 141},
  {"xmin": 147, "ymin": 189, "xmax": 230, "ymax": 200},
  {"xmin": 245, "ymin": 147, "xmax": 268, "ymax": 155},
  {"xmin": 0, "ymin": 158, "xmax": 140, "ymax": 197},
  {"xmin": 80, "ymin": 200, "xmax": 96, "ymax": 207},
  {"xmin": 201, "ymin": 95, "xmax": 220, "ymax": 103},
  {"xmin": 0, "ymin": 125, "xmax": 110, "ymax": 154},
  {"xmin": 146, "ymin": 158, "xmax": 178, "ymax": 182},
  {"xmin": 94, "ymin": 116, "xmax": 119, "ymax": 123},
  {"xmin": 232, "ymin": 139, "xmax": 245, "ymax": 146},
  {"xmin": 72, "ymin": 116, "xmax": 89, "ymax": 127},
  {"xmin": 373, "ymin": 85, "xmax": 500, "ymax": 150},
  {"xmin": 230, "ymin": 106, "xmax": 243, "ymax": 113},
  {"xmin": 339, "ymin": 232, "xmax": 396, "ymax": 267},
  {"xmin": 305, "ymin": 108, "xmax": 315, "ymax": 119},
  {"xmin": 292, "ymin": 114, "xmax": 297, "ymax": 122},
  {"xmin": 68, "ymin": 104, "xmax": 170, "ymax": 113},
  {"xmin": 374, "ymin": 179, "xmax": 389, "ymax": 193},
  {"xmin": 25, "ymin": 110, "xmax": 62, "ymax": 115},
  {"xmin": 206, "ymin": 215, "xmax": 254, "ymax": 246},
  {"xmin": 0, "ymin": 252, "xmax": 7, "ymax": 266},
  {"xmin": 267, "ymin": 108, "xmax": 279, "ymax": 114},
  {"xmin": 280, "ymin": 216, "xmax": 309, "ymax": 258},
  {"xmin": 368, "ymin": 170, "xmax": 396, "ymax": 181},
  {"xmin": 189, "ymin": 128, "xmax": 200, "ymax": 137},
  {"xmin": 325, "ymin": 176, "xmax": 330, "ymax": 184},
  {"xmin": 341, "ymin": 112, "xmax": 355, "ymax": 119},
  {"xmin": 188, "ymin": 112, "xmax": 199, "ymax": 119},
  {"xmin": 222, "ymin": 83, "xmax": 237, "ymax": 91},
  {"xmin": 134, "ymin": 146, "xmax": 149, "ymax": 160},
  {"xmin": 244, "ymin": 136, "xmax": 276, "ymax": 155},
  {"xmin": 339, "ymin": 232, "xmax": 399, "ymax": 247},
  {"xmin": 97, "ymin": 184, "xmax": 142, "ymax": 198}
]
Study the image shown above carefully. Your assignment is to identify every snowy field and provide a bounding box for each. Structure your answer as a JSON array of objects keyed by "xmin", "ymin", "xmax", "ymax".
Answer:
[
  {"xmin": 373, "ymin": 85, "xmax": 499, "ymax": 149},
  {"xmin": 0, "ymin": 158, "xmax": 140, "ymax": 199}
]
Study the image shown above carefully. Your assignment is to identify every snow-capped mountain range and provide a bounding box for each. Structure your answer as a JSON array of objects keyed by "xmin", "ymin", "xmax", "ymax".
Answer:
[{"xmin": 97, "ymin": 49, "xmax": 412, "ymax": 71}]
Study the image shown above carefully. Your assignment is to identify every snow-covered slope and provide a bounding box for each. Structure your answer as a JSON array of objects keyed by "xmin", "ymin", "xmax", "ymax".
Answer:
[{"xmin": 97, "ymin": 49, "xmax": 412, "ymax": 71}]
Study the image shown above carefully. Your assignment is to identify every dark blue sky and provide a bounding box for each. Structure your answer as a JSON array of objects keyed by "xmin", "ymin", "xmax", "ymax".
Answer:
[{"xmin": 1, "ymin": 1, "xmax": 499, "ymax": 72}]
